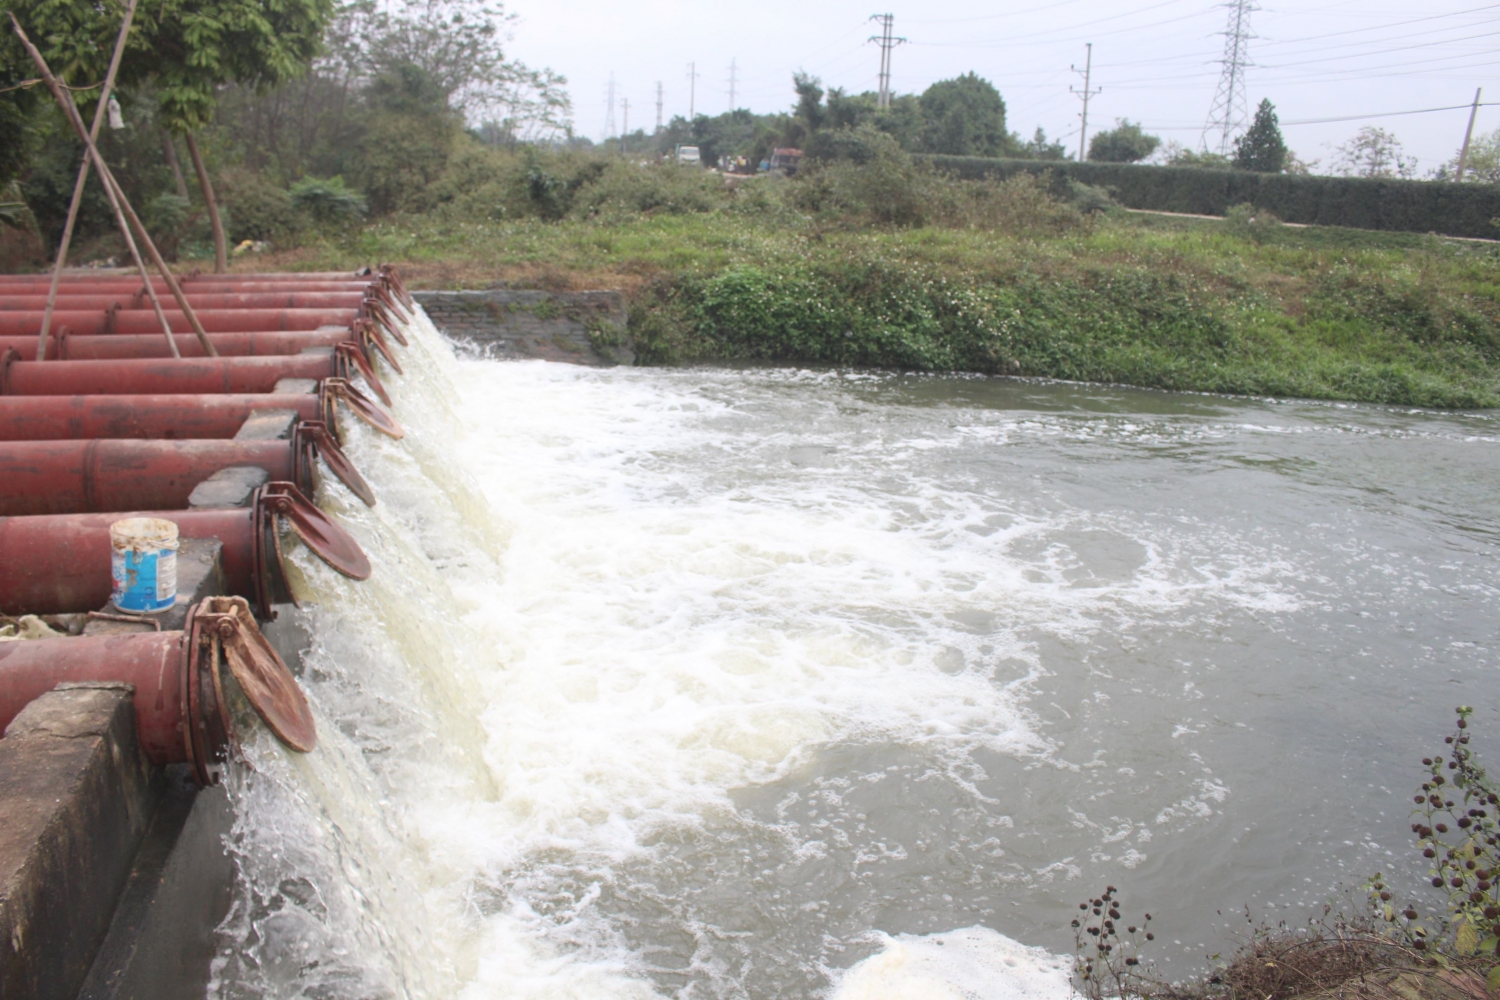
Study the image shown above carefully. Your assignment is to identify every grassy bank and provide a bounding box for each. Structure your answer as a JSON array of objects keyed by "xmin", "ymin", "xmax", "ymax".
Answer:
[{"xmin": 238, "ymin": 200, "xmax": 1500, "ymax": 409}]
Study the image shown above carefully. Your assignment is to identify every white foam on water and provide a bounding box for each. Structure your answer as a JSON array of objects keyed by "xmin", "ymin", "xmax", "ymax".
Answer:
[
  {"xmin": 209, "ymin": 313, "xmax": 1325, "ymax": 998},
  {"xmin": 829, "ymin": 927, "xmax": 1073, "ymax": 1000}
]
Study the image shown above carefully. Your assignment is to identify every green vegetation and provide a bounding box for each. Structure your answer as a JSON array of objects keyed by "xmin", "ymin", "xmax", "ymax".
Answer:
[
  {"xmin": 1233, "ymin": 100, "xmax": 1288, "ymax": 174},
  {"xmin": 107, "ymin": 142, "xmax": 1494, "ymax": 410},
  {"xmin": 1089, "ymin": 120, "xmax": 1162, "ymax": 164}
]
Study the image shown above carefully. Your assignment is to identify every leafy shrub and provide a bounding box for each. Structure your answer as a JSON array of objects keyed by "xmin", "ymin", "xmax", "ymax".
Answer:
[
  {"xmin": 1066, "ymin": 179, "xmax": 1116, "ymax": 214},
  {"xmin": 935, "ymin": 172, "xmax": 1087, "ymax": 235},
  {"xmin": 568, "ymin": 159, "xmax": 726, "ymax": 220},
  {"xmin": 794, "ymin": 126, "xmax": 937, "ymax": 225},
  {"xmin": 220, "ymin": 169, "xmax": 296, "ymax": 242},
  {"xmin": 289, "ymin": 176, "xmax": 367, "ymax": 224},
  {"xmin": 1223, "ymin": 202, "xmax": 1282, "ymax": 241}
]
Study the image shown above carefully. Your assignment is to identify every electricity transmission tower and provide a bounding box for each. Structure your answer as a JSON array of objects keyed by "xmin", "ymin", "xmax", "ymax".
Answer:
[
  {"xmin": 604, "ymin": 73, "xmax": 616, "ymax": 140},
  {"xmin": 1070, "ymin": 43, "xmax": 1101, "ymax": 161},
  {"xmin": 868, "ymin": 14, "xmax": 906, "ymax": 110},
  {"xmin": 1203, "ymin": 0, "xmax": 1256, "ymax": 155},
  {"xmin": 687, "ymin": 62, "xmax": 700, "ymax": 118},
  {"xmin": 729, "ymin": 59, "xmax": 738, "ymax": 110}
]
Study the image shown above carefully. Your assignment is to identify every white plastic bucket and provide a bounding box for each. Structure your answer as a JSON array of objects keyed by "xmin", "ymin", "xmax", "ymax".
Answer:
[{"xmin": 110, "ymin": 518, "xmax": 179, "ymax": 613}]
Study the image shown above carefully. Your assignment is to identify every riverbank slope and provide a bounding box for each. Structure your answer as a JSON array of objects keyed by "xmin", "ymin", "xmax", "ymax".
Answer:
[{"xmin": 216, "ymin": 207, "xmax": 1500, "ymax": 408}]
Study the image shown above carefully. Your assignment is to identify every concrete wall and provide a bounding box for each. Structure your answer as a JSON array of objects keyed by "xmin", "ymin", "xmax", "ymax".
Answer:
[{"xmin": 415, "ymin": 290, "xmax": 633, "ymax": 366}]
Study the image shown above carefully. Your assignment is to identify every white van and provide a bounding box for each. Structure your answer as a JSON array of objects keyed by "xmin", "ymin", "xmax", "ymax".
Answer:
[{"xmin": 674, "ymin": 145, "xmax": 702, "ymax": 166}]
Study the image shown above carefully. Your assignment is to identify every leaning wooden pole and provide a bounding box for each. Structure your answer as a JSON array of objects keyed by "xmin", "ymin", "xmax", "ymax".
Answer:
[
  {"xmin": 10, "ymin": 15, "xmax": 180, "ymax": 358},
  {"xmin": 10, "ymin": 15, "xmax": 220, "ymax": 359},
  {"xmin": 33, "ymin": 0, "xmax": 140, "ymax": 362}
]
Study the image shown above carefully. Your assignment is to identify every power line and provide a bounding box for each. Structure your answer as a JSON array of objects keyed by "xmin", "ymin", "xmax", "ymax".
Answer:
[
  {"xmin": 868, "ymin": 13, "xmax": 907, "ymax": 109},
  {"xmin": 1203, "ymin": 0, "xmax": 1256, "ymax": 155},
  {"xmin": 1140, "ymin": 101, "xmax": 1499, "ymax": 131},
  {"xmin": 1255, "ymin": 3, "xmax": 1500, "ymax": 48},
  {"xmin": 1281, "ymin": 101, "xmax": 1499, "ymax": 126}
]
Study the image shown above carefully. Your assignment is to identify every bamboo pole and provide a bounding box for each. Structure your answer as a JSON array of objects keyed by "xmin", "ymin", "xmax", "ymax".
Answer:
[
  {"xmin": 10, "ymin": 14, "xmax": 220, "ymax": 358},
  {"xmin": 33, "ymin": 0, "xmax": 140, "ymax": 362}
]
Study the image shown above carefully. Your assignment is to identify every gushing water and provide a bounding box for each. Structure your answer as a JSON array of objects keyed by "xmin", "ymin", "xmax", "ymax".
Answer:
[{"xmin": 208, "ymin": 314, "xmax": 1500, "ymax": 999}]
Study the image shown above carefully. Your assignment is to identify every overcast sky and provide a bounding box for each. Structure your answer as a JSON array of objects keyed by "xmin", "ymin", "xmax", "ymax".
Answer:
[{"xmin": 506, "ymin": 0, "xmax": 1498, "ymax": 173}]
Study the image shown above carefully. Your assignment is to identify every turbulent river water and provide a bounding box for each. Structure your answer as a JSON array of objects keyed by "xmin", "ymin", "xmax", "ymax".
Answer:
[{"xmin": 207, "ymin": 315, "xmax": 1499, "ymax": 1000}]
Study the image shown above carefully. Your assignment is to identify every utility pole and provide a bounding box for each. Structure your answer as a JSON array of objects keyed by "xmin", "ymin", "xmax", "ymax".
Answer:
[
  {"xmin": 868, "ymin": 14, "xmax": 906, "ymax": 110},
  {"xmin": 656, "ymin": 81, "xmax": 664, "ymax": 133},
  {"xmin": 687, "ymin": 62, "xmax": 700, "ymax": 119},
  {"xmin": 1203, "ymin": 0, "xmax": 1257, "ymax": 155},
  {"xmin": 1456, "ymin": 87, "xmax": 1483, "ymax": 181},
  {"xmin": 604, "ymin": 73, "xmax": 616, "ymax": 141},
  {"xmin": 621, "ymin": 98, "xmax": 630, "ymax": 154},
  {"xmin": 1070, "ymin": 43, "xmax": 1101, "ymax": 161},
  {"xmin": 729, "ymin": 58, "xmax": 738, "ymax": 110}
]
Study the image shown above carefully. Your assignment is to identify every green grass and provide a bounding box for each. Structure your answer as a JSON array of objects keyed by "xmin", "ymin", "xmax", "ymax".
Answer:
[{"xmin": 255, "ymin": 207, "xmax": 1500, "ymax": 409}]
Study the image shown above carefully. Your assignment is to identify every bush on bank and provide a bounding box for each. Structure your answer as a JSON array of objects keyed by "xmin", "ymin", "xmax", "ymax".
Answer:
[{"xmin": 630, "ymin": 241, "xmax": 1500, "ymax": 409}]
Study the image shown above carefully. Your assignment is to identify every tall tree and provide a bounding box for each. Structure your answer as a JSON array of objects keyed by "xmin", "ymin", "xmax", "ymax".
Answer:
[
  {"xmin": 1021, "ymin": 127, "xmax": 1070, "ymax": 161},
  {"xmin": 1233, "ymin": 99, "xmax": 1287, "ymax": 173},
  {"xmin": 144, "ymin": 0, "xmax": 334, "ymax": 270},
  {"xmin": 1087, "ymin": 120, "xmax": 1160, "ymax": 163},
  {"xmin": 1334, "ymin": 127, "xmax": 1416, "ymax": 179},
  {"xmin": 7, "ymin": 0, "xmax": 335, "ymax": 269},
  {"xmin": 917, "ymin": 72, "xmax": 1011, "ymax": 157}
]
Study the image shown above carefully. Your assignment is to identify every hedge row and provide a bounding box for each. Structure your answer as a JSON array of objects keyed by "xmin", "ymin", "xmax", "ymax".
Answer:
[{"xmin": 917, "ymin": 155, "xmax": 1500, "ymax": 239}]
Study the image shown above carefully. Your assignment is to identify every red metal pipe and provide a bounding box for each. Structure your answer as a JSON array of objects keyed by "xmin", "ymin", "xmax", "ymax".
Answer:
[
  {"xmin": 0, "ymin": 422, "xmax": 374, "ymax": 515},
  {"xmin": 0, "ymin": 308, "xmax": 358, "ymax": 336},
  {"xmin": 0, "ymin": 292, "xmax": 368, "ymax": 311},
  {"xmin": 12, "ymin": 425, "xmax": 368, "ymax": 513},
  {"xmin": 0, "ymin": 270, "xmax": 374, "ymax": 283},
  {"xmin": 57, "ymin": 330, "xmax": 354, "ymax": 359},
  {"xmin": 0, "ymin": 334, "xmax": 56, "ymax": 358},
  {"xmin": 0, "ymin": 631, "xmax": 198, "ymax": 766},
  {"xmin": 0, "ymin": 282, "xmax": 377, "ymax": 296},
  {"xmin": 0, "ymin": 330, "xmax": 357, "ymax": 360},
  {"xmin": 5, "ymin": 353, "xmax": 334, "ymax": 394},
  {"xmin": 0, "ymin": 439, "xmax": 306, "ymax": 515},
  {"xmin": 0, "ymin": 595, "xmax": 317, "ymax": 782},
  {"xmin": 0, "ymin": 482, "xmax": 371, "ymax": 618},
  {"xmin": 0, "ymin": 380, "xmax": 401, "ymax": 442},
  {"xmin": 1, "ymin": 508, "xmax": 260, "ymax": 614},
  {"xmin": 0, "ymin": 392, "xmax": 325, "ymax": 439}
]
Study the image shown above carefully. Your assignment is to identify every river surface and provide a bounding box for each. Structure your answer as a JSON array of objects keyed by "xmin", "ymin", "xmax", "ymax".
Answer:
[{"xmin": 208, "ymin": 316, "xmax": 1500, "ymax": 1000}]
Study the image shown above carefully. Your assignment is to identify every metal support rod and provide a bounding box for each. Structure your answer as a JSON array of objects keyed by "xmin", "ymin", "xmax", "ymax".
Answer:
[
  {"xmin": 10, "ymin": 15, "xmax": 219, "ymax": 358},
  {"xmin": 1456, "ymin": 87, "xmax": 1483, "ymax": 182},
  {"xmin": 33, "ymin": 0, "xmax": 140, "ymax": 362}
]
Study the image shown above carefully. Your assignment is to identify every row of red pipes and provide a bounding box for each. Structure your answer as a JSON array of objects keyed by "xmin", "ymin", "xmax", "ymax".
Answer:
[{"xmin": 0, "ymin": 266, "xmax": 416, "ymax": 780}]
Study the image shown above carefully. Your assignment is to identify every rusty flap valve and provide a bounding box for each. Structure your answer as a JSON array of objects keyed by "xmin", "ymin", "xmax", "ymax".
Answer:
[{"xmin": 192, "ymin": 595, "xmax": 317, "ymax": 756}]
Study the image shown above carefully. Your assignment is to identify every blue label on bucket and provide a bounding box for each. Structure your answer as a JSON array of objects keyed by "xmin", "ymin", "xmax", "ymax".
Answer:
[{"xmin": 111, "ymin": 548, "xmax": 177, "ymax": 613}]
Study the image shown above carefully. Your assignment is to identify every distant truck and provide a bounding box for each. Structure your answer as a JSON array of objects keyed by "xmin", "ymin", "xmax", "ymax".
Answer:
[
  {"xmin": 769, "ymin": 148, "xmax": 803, "ymax": 176},
  {"xmin": 674, "ymin": 145, "xmax": 702, "ymax": 166}
]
